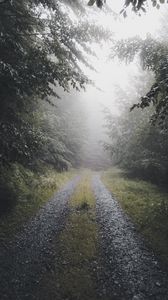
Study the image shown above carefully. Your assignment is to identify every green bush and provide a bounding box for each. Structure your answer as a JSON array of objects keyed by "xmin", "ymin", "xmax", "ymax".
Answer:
[
  {"xmin": 127, "ymin": 159, "xmax": 168, "ymax": 185},
  {"xmin": 0, "ymin": 164, "xmax": 30, "ymax": 214}
]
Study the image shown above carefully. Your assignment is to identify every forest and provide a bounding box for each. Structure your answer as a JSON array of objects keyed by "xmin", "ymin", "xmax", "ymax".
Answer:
[
  {"xmin": 1, "ymin": 0, "xmax": 168, "ymax": 299},
  {"xmin": 1, "ymin": 0, "xmax": 168, "ymax": 213},
  {"xmin": 0, "ymin": 0, "xmax": 107, "ymax": 213}
]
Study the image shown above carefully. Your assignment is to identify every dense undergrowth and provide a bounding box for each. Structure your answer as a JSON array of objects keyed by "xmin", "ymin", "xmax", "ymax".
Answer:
[
  {"xmin": 102, "ymin": 168, "xmax": 168, "ymax": 266},
  {"xmin": 0, "ymin": 163, "xmax": 75, "ymax": 239}
]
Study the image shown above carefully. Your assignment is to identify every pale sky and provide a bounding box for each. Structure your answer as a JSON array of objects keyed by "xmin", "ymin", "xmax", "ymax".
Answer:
[{"xmin": 59, "ymin": 0, "xmax": 167, "ymax": 115}]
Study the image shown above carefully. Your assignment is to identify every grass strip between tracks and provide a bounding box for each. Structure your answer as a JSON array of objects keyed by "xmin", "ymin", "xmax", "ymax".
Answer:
[{"xmin": 36, "ymin": 173, "xmax": 99, "ymax": 300}]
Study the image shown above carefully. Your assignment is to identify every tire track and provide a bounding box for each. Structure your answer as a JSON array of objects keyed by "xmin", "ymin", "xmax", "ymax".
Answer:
[
  {"xmin": 0, "ymin": 176, "xmax": 80, "ymax": 300},
  {"xmin": 93, "ymin": 175, "xmax": 168, "ymax": 300}
]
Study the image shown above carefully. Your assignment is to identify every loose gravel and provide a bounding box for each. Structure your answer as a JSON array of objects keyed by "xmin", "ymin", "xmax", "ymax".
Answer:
[
  {"xmin": 1, "ymin": 174, "xmax": 168, "ymax": 300},
  {"xmin": 0, "ymin": 176, "xmax": 79, "ymax": 300},
  {"xmin": 93, "ymin": 175, "xmax": 168, "ymax": 300}
]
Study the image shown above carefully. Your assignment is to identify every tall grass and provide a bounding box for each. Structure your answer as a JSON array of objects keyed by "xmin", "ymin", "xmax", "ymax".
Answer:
[{"xmin": 0, "ymin": 163, "xmax": 75, "ymax": 238}]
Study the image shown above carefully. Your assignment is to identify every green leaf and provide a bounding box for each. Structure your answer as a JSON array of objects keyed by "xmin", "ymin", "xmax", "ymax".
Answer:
[{"xmin": 87, "ymin": 0, "xmax": 96, "ymax": 6}]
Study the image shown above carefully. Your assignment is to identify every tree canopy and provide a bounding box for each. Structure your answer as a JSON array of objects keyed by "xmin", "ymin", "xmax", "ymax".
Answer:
[
  {"xmin": 112, "ymin": 35, "xmax": 168, "ymax": 126},
  {"xmin": 88, "ymin": 0, "xmax": 166, "ymax": 11},
  {"xmin": 0, "ymin": 0, "xmax": 108, "ymax": 166}
]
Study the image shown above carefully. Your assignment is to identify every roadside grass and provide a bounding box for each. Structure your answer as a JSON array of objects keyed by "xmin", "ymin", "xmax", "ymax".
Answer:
[
  {"xmin": 0, "ymin": 163, "xmax": 76, "ymax": 239},
  {"xmin": 36, "ymin": 174, "xmax": 100, "ymax": 300},
  {"xmin": 102, "ymin": 168, "xmax": 168, "ymax": 265}
]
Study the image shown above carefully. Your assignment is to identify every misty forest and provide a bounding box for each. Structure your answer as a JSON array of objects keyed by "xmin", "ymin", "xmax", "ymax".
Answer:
[{"xmin": 1, "ymin": 0, "xmax": 168, "ymax": 299}]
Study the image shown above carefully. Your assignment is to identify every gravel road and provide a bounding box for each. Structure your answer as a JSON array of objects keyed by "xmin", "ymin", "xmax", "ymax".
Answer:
[
  {"xmin": 93, "ymin": 175, "xmax": 168, "ymax": 300},
  {"xmin": 0, "ymin": 176, "xmax": 79, "ymax": 300},
  {"xmin": 1, "ymin": 174, "xmax": 168, "ymax": 300}
]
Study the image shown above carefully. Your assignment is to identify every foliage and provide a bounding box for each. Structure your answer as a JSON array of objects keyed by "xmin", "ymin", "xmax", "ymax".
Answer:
[
  {"xmin": 0, "ymin": 162, "xmax": 75, "ymax": 235},
  {"xmin": 103, "ymin": 9, "xmax": 168, "ymax": 185},
  {"xmin": 0, "ymin": 0, "xmax": 86, "ymax": 164},
  {"xmin": 0, "ymin": 108, "xmax": 44, "ymax": 165},
  {"xmin": 104, "ymin": 105, "xmax": 168, "ymax": 184},
  {"xmin": 0, "ymin": 0, "xmax": 111, "ymax": 215},
  {"xmin": 0, "ymin": 0, "xmax": 110, "ymax": 170},
  {"xmin": 112, "ymin": 35, "xmax": 168, "ymax": 125},
  {"xmin": 40, "ymin": 94, "xmax": 88, "ymax": 170},
  {"xmin": 87, "ymin": 0, "xmax": 166, "ymax": 13},
  {"xmin": 103, "ymin": 69, "xmax": 168, "ymax": 185}
]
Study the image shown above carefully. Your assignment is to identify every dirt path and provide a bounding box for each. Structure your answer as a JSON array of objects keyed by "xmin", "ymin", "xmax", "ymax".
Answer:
[
  {"xmin": 1, "ymin": 174, "xmax": 168, "ymax": 300},
  {"xmin": 0, "ymin": 176, "xmax": 79, "ymax": 300},
  {"xmin": 93, "ymin": 175, "xmax": 168, "ymax": 300}
]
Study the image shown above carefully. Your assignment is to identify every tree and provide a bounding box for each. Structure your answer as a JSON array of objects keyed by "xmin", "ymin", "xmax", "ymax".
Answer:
[
  {"xmin": 0, "ymin": 0, "xmax": 109, "ymax": 167},
  {"xmin": 112, "ymin": 35, "xmax": 168, "ymax": 126},
  {"xmin": 40, "ymin": 94, "xmax": 88, "ymax": 170},
  {"xmin": 104, "ymin": 71, "xmax": 168, "ymax": 185},
  {"xmin": 88, "ymin": 0, "xmax": 165, "ymax": 12}
]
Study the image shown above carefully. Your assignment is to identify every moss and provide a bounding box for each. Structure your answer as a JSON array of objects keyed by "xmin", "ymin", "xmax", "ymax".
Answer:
[{"xmin": 102, "ymin": 167, "xmax": 168, "ymax": 266}]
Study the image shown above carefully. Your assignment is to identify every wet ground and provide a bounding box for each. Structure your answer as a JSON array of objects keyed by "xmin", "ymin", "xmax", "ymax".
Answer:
[
  {"xmin": 0, "ymin": 174, "xmax": 168, "ymax": 300},
  {"xmin": 93, "ymin": 175, "xmax": 168, "ymax": 300},
  {"xmin": 0, "ymin": 177, "xmax": 79, "ymax": 300}
]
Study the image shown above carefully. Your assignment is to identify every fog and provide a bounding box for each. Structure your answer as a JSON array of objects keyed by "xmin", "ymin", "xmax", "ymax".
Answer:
[
  {"xmin": 2, "ymin": 1, "xmax": 168, "ymax": 298},
  {"xmin": 56, "ymin": 0, "xmax": 167, "ymax": 169}
]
